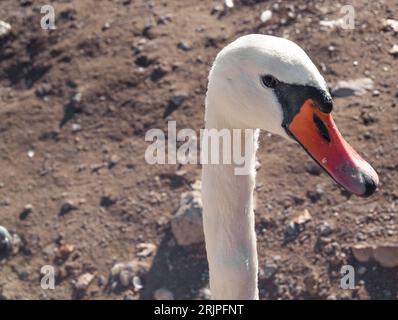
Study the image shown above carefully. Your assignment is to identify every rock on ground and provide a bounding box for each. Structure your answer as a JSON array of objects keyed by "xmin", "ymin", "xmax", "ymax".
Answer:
[
  {"xmin": 136, "ymin": 242, "xmax": 156, "ymax": 257},
  {"xmin": 260, "ymin": 10, "xmax": 272, "ymax": 23},
  {"xmin": 0, "ymin": 21, "xmax": 11, "ymax": 38},
  {"xmin": 331, "ymin": 78, "xmax": 374, "ymax": 97},
  {"xmin": 154, "ymin": 288, "xmax": 174, "ymax": 300},
  {"xmin": 382, "ymin": 19, "xmax": 398, "ymax": 33},
  {"xmin": 74, "ymin": 272, "xmax": 96, "ymax": 291},
  {"xmin": 171, "ymin": 189, "xmax": 204, "ymax": 246},
  {"xmin": 389, "ymin": 44, "xmax": 398, "ymax": 56},
  {"xmin": 291, "ymin": 209, "xmax": 311, "ymax": 225},
  {"xmin": 352, "ymin": 244, "xmax": 398, "ymax": 268},
  {"xmin": 109, "ymin": 260, "xmax": 149, "ymax": 290}
]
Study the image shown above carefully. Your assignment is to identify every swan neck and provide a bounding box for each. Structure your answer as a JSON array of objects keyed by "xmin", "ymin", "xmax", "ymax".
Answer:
[{"xmin": 202, "ymin": 97, "xmax": 259, "ymax": 299}]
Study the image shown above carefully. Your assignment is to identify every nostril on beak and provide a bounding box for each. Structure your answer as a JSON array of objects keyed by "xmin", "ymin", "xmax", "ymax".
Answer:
[{"xmin": 313, "ymin": 114, "xmax": 331, "ymax": 142}]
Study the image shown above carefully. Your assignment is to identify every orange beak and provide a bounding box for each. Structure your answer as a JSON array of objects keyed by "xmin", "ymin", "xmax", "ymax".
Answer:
[{"xmin": 286, "ymin": 99, "xmax": 379, "ymax": 197}]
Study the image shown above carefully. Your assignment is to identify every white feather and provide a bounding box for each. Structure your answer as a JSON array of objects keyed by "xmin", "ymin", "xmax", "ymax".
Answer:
[{"xmin": 202, "ymin": 34, "xmax": 328, "ymax": 299}]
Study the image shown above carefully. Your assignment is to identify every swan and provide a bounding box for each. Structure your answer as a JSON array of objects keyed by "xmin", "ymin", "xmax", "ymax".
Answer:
[{"xmin": 201, "ymin": 34, "xmax": 379, "ymax": 300}]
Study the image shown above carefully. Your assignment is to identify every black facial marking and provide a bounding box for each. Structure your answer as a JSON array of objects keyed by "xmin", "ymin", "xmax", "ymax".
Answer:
[
  {"xmin": 313, "ymin": 113, "xmax": 331, "ymax": 142},
  {"xmin": 270, "ymin": 81, "xmax": 333, "ymax": 128}
]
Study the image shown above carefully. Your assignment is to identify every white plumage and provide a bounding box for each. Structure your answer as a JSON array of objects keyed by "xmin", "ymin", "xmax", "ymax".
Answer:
[{"xmin": 202, "ymin": 34, "xmax": 330, "ymax": 299}]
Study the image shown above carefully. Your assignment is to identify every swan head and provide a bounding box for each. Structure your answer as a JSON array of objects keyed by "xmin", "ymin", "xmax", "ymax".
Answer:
[{"xmin": 207, "ymin": 34, "xmax": 378, "ymax": 197}]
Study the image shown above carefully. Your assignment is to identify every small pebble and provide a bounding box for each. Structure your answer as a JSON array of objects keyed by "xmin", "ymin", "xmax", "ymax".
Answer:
[
  {"xmin": 318, "ymin": 222, "xmax": 333, "ymax": 236},
  {"xmin": 199, "ymin": 287, "xmax": 211, "ymax": 300},
  {"xmin": 132, "ymin": 276, "xmax": 143, "ymax": 290},
  {"xmin": 19, "ymin": 0, "xmax": 33, "ymax": 6},
  {"xmin": 71, "ymin": 123, "xmax": 82, "ymax": 132},
  {"xmin": 177, "ymin": 41, "xmax": 191, "ymax": 51},
  {"xmin": 154, "ymin": 288, "xmax": 174, "ymax": 300},
  {"xmin": 97, "ymin": 275, "xmax": 107, "ymax": 287},
  {"xmin": 211, "ymin": 5, "xmax": 224, "ymax": 16},
  {"xmin": 137, "ymin": 243, "xmax": 156, "ymax": 257},
  {"xmin": 72, "ymin": 92, "xmax": 82, "ymax": 103},
  {"xmin": 224, "ymin": 0, "xmax": 234, "ymax": 8},
  {"xmin": 260, "ymin": 263, "xmax": 278, "ymax": 280},
  {"xmin": 18, "ymin": 271, "xmax": 30, "ymax": 281},
  {"xmin": 102, "ymin": 22, "xmax": 111, "ymax": 31},
  {"xmin": 20, "ymin": 204, "xmax": 33, "ymax": 220},
  {"xmin": 260, "ymin": 10, "xmax": 272, "ymax": 23},
  {"xmin": 75, "ymin": 273, "xmax": 95, "ymax": 291},
  {"xmin": 389, "ymin": 44, "xmax": 398, "ymax": 56},
  {"xmin": 109, "ymin": 154, "xmax": 120, "ymax": 167},
  {"xmin": 59, "ymin": 200, "xmax": 78, "ymax": 215},
  {"xmin": 358, "ymin": 266, "xmax": 367, "ymax": 275},
  {"xmin": 0, "ymin": 21, "xmax": 11, "ymax": 38},
  {"xmin": 119, "ymin": 269, "xmax": 133, "ymax": 287}
]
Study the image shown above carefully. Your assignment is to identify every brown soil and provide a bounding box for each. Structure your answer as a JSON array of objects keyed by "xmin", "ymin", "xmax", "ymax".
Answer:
[{"xmin": 0, "ymin": 0, "xmax": 397, "ymax": 300}]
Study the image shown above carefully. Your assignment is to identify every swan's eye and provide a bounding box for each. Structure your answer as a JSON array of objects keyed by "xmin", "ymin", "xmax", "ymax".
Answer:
[{"xmin": 260, "ymin": 75, "xmax": 278, "ymax": 88}]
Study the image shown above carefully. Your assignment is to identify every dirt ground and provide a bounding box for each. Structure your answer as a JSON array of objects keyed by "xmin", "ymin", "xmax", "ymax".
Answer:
[{"xmin": 0, "ymin": 0, "xmax": 397, "ymax": 300}]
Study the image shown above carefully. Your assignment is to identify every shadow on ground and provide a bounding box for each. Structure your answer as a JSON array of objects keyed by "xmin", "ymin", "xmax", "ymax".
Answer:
[
  {"xmin": 140, "ymin": 228, "xmax": 209, "ymax": 300},
  {"xmin": 350, "ymin": 259, "xmax": 398, "ymax": 300}
]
